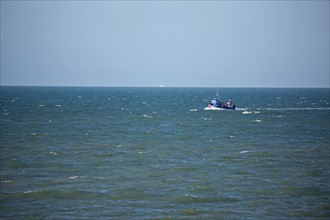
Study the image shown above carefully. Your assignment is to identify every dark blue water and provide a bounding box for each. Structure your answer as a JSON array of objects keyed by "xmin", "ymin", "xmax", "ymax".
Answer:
[{"xmin": 1, "ymin": 87, "xmax": 329, "ymax": 219}]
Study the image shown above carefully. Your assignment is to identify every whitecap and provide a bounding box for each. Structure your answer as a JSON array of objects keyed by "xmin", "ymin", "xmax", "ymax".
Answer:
[
  {"xmin": 242, "ymin": 111, "xmax": 253, "ymax": 114},
  {"xmin": 239, "ymin": 150, "xmax": 249, "ymax": 154},
  {"xmin": 69, "ymin": 176, "xmax": 78, "ymax": 179},
  {"xmin": 49, "ymin": 151, "xmax": 57, "ymax": 155},
  {"xmin": 252, "ymin": 119, "xmax": 262, "ymax": 123},
  {"xmin": 143, "ymin": 114, "xmax": 153, "ymax": 119},
  {"xmin": 189, "ymin": 109, "xmax": 198, "ymax": 112},
  {"xmin": 23, "ymin": 190, "xmax": 43, "ymax": 194}
]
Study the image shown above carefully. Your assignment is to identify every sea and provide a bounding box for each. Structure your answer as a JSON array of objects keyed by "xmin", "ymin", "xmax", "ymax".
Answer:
[{"xmin": 1, "ymin": 86, "xmax": 329, "ymax": 219}]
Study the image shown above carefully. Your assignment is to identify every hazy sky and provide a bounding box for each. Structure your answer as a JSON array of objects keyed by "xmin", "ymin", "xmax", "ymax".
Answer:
[{"xmin": 1, "ymin": 1, "xmax": 329, "ymax": 87}]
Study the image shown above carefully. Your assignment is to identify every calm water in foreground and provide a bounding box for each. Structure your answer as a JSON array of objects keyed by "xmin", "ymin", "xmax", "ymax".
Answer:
[{"xmin": 1, "ymin": 87, "xmax": 329, "ymax": 219}]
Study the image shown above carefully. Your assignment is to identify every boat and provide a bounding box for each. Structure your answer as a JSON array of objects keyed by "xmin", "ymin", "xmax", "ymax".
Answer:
[{"xmin": 204, "ymin": 97, "xmax": 236, "ymax": 110}]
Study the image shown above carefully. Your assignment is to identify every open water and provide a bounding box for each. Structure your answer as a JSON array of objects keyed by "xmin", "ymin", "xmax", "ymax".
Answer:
[{"xmin": 1, "ymin": 87, "xmax": 329, "ymax": 219}]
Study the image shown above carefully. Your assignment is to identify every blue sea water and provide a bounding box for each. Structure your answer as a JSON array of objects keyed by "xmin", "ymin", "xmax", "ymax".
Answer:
[{"xmin": 1, "ymin": 86, "xmax": 329, "ymax": 219}]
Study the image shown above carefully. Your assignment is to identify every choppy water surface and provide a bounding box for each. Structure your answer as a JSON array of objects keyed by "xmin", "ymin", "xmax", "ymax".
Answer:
[{"xmin": 1, "ymin": 87, "xmax": 329, "ymax": 219}]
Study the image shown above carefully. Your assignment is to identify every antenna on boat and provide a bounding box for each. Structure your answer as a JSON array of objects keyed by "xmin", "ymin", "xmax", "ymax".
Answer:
[{"xmin": 216, "ymin": 89, "xmax": 220, "ymax": 100}]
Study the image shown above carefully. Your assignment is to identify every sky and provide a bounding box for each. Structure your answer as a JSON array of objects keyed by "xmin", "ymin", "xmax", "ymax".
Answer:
[{"xmin": 1, "ymin": 0, "xmax": 329, "ymax": 88}]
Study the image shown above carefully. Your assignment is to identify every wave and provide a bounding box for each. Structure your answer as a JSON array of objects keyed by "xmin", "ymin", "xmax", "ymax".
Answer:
[
  {"xmin": 238, "ymin": 107, "xmax": 330, "ymax": 111},
  {"xmin": 171, "ymin": 194, "xmax": 221, "ymax": 204},
  {"xmin": 264, "ymin": 107, "xmax": 330, "ymax": 111},
  {"xmin": 2, "ymin": 189, "xmax": 115, "ymax": 201}
]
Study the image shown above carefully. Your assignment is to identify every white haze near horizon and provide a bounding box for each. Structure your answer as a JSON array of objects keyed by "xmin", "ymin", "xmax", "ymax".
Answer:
[{"xmin": 1, "ymin": 1, "xmax": 329, "ymax": 88}]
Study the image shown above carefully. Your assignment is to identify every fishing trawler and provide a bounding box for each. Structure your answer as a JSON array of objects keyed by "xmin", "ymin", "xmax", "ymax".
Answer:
[{"xmin": 204, "ymin": 98, "xmax": 236, "ymax": 110}]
